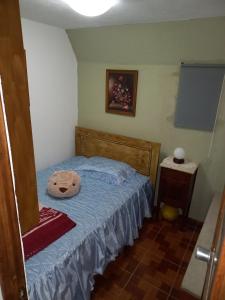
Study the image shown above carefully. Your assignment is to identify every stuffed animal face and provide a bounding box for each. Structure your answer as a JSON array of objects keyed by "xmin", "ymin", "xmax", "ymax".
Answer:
[{"xmin": 47, "ymin": 170, "xmax": 80, "ymax": 198}]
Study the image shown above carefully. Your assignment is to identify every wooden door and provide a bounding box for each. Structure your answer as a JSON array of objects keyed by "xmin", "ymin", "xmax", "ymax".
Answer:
[
  {"xmin": 0, "ymin": 0, "xmax": 39, "ymax": 233},
  {"xmin": 0, "ymin": 89, "xmax": 27, "ymax": 299},
  {"xmin": 202, "ymin": 187, "xmax": 225, "ymax": 299}
]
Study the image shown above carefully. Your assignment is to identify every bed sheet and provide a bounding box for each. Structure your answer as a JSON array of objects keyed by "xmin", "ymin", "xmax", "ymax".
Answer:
[{"xmin": 25, "ymin": 156, "xmax": 153, "ymax": 300}]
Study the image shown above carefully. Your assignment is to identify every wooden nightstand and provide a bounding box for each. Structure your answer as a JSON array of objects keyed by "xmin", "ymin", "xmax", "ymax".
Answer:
[{"xmin": 156, "ymin": 156, "xmax": 198, "ymax": 221}]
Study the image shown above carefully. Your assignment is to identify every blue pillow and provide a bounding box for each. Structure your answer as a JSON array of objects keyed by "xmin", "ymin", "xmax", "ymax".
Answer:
[
  {"xmin": 52, "ymin": 156, "xmax": 88, "ymax": 171},
  {"xmin": 76, "ymin": 156, "xmax": 136, "ymax": 185}
]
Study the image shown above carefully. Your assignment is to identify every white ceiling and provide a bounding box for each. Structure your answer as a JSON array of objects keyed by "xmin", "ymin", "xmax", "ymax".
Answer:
[{"xmin": 19, "ymin": 0, "xmax": 225, "ymax": 29}]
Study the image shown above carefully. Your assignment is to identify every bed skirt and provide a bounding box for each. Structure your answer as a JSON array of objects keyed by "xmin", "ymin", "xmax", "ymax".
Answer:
[{"xmin": 27, "ymin": 185, "xmax": 152, "ymax": 300}]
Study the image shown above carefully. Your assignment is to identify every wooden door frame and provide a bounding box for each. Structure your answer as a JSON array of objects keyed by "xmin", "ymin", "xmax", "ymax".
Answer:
[
  {"xmin": 207, "ymin": 187, "xmax": 225, "ymax": 299},
  {"xmin": 0, "ymin": 93, "xmax": 27, "ymax": 299},
  {"xmin": 0, "ymin": 0, "xmax": 40, "ymax": 297},
  {"xmin": 0, "ymin": 0, "xmax": 39, "ymax": 235}
]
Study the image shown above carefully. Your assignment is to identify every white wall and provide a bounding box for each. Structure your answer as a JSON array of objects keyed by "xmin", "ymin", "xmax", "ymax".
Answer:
[
  {"xmin": 21, "ymin": 19, "xmax": 78, "ymax": 171},
  {"xmin": 0, "ymin": 286, "xmax": 2, "ymax": 300}
]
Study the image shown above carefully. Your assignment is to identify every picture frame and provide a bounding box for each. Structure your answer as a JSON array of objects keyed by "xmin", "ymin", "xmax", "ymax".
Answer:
[{"xmin": 105, "ymin": 69, "xmax": 138, "ymax": 116}]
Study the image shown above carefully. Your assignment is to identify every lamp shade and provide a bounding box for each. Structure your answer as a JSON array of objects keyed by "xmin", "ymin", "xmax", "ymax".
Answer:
[
  {"xmin": 63, "ymin": 0, "xmax": 118, "ymax": 17},
  {"xmin": 173, "ymin": 147, "xmax": 185, "ymax": 164}
]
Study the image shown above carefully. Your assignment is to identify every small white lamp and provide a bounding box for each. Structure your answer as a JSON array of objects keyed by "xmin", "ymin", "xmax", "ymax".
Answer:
[{"xmin": 173, "ymin": 147, "xmax": 185, "ymax": 164}]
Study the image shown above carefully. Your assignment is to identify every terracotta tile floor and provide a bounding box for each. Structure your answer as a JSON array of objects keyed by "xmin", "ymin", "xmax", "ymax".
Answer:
[{"xmin": 91, "ymin": 216, "xmax": 202, "ymax": 300}]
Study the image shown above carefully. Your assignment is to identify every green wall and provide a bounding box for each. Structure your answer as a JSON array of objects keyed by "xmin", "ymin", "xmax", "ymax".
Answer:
[
  {"xmin": 67, "ymin": 17, "xmax": 225, "ymax": 65},
  {"xmin": 67, "ymin": 17, "xmax": 225, "ymax": 221}
]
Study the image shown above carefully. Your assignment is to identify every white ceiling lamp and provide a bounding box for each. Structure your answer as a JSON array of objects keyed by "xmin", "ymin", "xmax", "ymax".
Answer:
[{"xmin": 62, "ymin": 0, "xmax": 119, "ymax": 17}]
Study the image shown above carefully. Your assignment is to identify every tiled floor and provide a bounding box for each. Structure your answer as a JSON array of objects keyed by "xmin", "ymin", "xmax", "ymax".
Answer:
[{"xmin": 91, "ymin": 216, "xmax": 202, "ymax": 300}]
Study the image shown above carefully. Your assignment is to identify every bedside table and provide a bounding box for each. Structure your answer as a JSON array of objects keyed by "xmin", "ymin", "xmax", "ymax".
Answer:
[{"xmin": 156, "ymin": 156, "xmax": 198, "ymax": 221}]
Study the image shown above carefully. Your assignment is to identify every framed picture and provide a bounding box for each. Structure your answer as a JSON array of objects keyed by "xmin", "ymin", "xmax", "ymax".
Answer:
[{"xmin": 105, "ymin": 69, "xmax": 138, "ymax": 116}]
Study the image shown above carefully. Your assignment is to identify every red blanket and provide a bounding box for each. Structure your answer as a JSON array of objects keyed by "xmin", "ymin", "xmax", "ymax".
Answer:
[{"xmin": 22, "ymin": 207, "xmax": 76, "ymax": 260}]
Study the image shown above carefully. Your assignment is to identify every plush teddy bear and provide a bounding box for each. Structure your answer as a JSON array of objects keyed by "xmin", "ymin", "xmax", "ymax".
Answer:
[{"xmin": 47, "ymin": 170, "xmax": 80, "ymax": 198}]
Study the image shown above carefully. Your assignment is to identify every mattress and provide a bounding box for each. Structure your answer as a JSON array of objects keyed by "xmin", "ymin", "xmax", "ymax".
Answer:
[{"xmin": 25, "ymin": 156, "xmax": 153, "ymax": 300}]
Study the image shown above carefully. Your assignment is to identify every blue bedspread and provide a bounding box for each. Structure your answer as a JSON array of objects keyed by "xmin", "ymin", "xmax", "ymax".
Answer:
[{"xmin": 25, "ymin": 156, "xmax": 153, "ymax": 300}]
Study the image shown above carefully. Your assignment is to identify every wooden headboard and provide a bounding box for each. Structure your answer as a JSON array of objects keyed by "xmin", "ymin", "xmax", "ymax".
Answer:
[{"xmin": 75, "ymin": 127, "xmax": 161, "ymax": 189}]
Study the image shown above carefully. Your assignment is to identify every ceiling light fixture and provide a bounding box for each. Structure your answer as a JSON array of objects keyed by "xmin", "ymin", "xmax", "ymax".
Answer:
[{"xmin": 63, "ymin": 0, "xmax": 119, "ymax": 17}]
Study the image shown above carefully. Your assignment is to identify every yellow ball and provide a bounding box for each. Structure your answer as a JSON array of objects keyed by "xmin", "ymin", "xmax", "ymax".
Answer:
[{"xmin": 161, "ymin": 205, "xmax": 179, "ymax": 221}]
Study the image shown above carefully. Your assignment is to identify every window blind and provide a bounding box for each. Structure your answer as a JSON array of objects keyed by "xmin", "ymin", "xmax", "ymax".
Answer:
[{"xmin": 175, "ymin": 64, "xmax": 225, "ymax": 131}]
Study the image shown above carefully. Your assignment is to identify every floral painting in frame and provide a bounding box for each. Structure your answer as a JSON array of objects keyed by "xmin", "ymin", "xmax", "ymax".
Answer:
[{"xmin": 105, "ymin": 69, "xmax": 138, "ymax": 116}]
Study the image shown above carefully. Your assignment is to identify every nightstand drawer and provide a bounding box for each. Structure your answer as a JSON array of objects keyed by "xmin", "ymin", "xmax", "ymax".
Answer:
[{"xmin": 160, "ymin": 167, "xmax": 191, "ymax": 183}]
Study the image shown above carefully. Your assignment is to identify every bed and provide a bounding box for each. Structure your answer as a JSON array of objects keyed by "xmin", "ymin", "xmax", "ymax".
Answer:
[{"xmin": 25, "ymin": 127, "xmax": 160, "ymax": 300}]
